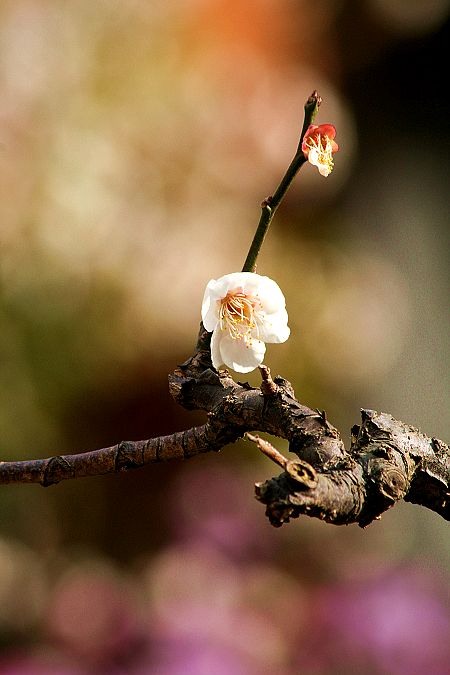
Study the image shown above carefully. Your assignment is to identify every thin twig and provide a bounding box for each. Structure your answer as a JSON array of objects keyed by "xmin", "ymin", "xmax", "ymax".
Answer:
[
  {"xmin": 246, "ymin": 432, "xmax": 288, "ymax": 468},
  {"xmin": 241, "ymin": 91, "xmax": 321, "ymax": 272}
]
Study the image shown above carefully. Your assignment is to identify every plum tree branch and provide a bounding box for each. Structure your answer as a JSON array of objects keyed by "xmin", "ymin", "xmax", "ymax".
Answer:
[
  {"xmin": 1, "ymin": 330, "xmax": 449, "ymax": 528},
  {"xmin": 1, "ymin": 92, "xmax": 448, "ymax": 530}
]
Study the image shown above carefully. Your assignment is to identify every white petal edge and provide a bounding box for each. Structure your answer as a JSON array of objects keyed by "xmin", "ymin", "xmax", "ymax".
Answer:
[
  {"xmin": 210, "ymin": 325, "xmax": 223, "ymax": 369},
  {"xmin": 211, "ymin": 330, "xmax": 266, "ymax": 373},
  {"xmin": 254, "ymin": 276, "xmax": 286, "ymax": 315},
  {"xmin": 201, "ymin": 279, "xmax": 220, "ymax": 331},
  {"xmin": 256, "ymin": 308, "xmax": 290, "ymax": 343}
]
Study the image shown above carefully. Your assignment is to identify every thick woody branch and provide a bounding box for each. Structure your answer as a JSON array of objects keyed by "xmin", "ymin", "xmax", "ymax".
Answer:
[
  {"xmin": 254, "ymin": 409, "xmax": 449, "ymax": 527},
  {"xmin": 1, "ymin": 334, "xmax": 448, "ymax": 530}
]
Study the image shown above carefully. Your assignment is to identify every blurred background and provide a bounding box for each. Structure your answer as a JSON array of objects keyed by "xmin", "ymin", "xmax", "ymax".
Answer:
[{"xmin": 1, "ymin": 1, "xmax": 449, "ymax": 673}]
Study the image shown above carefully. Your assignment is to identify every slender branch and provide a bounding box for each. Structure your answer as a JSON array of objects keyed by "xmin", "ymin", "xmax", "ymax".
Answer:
[
  {"xmin": 241, "ymin": 91, "xmax": 321, "ymax": 273},
  {"xmin": 0, "ymin": 420, "xmax": 241, "ymax": 487},
  {"xmin": 0, "ymin": 427, "xmax": 199, "ymax": 487}
]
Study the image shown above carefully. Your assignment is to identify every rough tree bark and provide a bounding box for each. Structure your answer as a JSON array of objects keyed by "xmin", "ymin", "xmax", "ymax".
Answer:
[{"xmin": 1, "ymin": 326, "xmax": 449, "ymax": 528}]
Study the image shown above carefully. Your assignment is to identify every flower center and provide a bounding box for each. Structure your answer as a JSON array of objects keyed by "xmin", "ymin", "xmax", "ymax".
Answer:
[
  {"xmin": 305, "ymin": 133, "xmax": 334, "ymax": 176},
  {"xmin": 219, "ymin": 290, "xmax": 259, "ymax": 341}
]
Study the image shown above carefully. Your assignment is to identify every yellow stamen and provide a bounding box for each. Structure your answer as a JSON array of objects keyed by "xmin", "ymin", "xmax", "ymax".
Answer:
[
  {"xmin": 219, "ymin": 291, "xmax": 259, "ymax": 342},
  {"xmin": 305, "ymin": 133, "xmax": 334, "ymax": 176}
]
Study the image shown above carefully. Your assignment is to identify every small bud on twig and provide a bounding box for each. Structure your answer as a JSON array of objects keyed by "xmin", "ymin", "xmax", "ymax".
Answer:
[{"xmin": 259, "ymin": 365, "xmax": 278, "ymax": 396}]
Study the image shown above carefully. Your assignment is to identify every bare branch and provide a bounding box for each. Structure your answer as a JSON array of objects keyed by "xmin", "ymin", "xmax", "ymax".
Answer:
[
  {"xmin": 255, "ymin": 409, "xmax": 449, "ymax": 527},
  {"xmin": 2, "ymin": 345, "xmax": 448, "ymax": 532},
  {"xmin": 0, "ymin": 424, "xmax": 231, "ymax": 487}
]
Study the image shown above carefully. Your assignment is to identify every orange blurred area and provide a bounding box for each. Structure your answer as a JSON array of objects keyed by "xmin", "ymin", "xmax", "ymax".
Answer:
[{"xmin": 1, "ymin": 1, "xmax": 449, "ymax": 673}]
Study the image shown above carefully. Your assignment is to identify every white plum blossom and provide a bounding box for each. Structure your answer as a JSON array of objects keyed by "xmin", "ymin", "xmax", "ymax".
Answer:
[{"xmin": 201, "ymin": 272, "xmax": 290, "ymax": 373}]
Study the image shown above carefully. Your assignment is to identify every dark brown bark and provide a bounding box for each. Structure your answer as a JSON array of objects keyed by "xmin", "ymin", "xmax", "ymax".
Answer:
[{"xmin": 1, "ymin": 325, "xmax": 448, "ymax": 528}]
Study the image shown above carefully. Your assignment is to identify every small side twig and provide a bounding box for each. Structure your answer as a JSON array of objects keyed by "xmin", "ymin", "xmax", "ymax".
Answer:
[
  {"xmin": 246, "ymin": 432, "xmax": 288, "ymax": 468},
  {"xmin": 259, "ymin": 365, "xmax": 278, "ymax": 396}
]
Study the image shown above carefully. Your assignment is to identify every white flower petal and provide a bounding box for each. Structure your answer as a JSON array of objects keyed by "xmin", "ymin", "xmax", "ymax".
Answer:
[
  {"xmin": 318, "ymin": 164, "xmax": 331, "ymax": 177},
  {"xmin": 256, "ymin": 308, "xmax": 290, "ymax": 343},
  {"xmin": 210, "ymin": 325, "xmax": 224, "ymax": 370},
  {"xmin": 201, "ymin": 271, "xmax": 289, "ymax": 373},
  {"xmin": 235, "ymin": 272, "xmax": 263, "ymax": 295},
  {"xmin": 255, "ymin": 277, "xmax": 286, "ymax": 315},
  {"xmin": 308, "ymin": 148, "xmax": 320, "ymax": 166},
  {"xmin": 211, "ymin": 272, "xmax": 253, "ymax": 296},
  {"xmin": 201, "ymin": 279, "xmax": 221, "ymax": 331},
  {"xmin": 201, "ymin": 273, "xmax": 254, "ymax": 330},
  {"xmin": 219, "ymin": 333, "xmax": 266, "ymax": 373}
]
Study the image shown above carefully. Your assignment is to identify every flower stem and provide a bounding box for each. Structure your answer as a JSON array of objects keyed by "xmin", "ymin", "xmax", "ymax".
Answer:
[{"xmin": 241, "ymin": 91, "xmax": 322, "ymax": 273}]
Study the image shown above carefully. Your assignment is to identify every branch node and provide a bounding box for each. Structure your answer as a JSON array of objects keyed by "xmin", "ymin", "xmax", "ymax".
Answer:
[
  {"xmin": 259, "ymin": 365, "xmax": 278, "ymax": 396},
  {"xmin": 261, "ymin": 196, "xmax": 273, "ymax": 212},
  {"xmin": 43, "ymin": 455, "xmax": 73, "ymax": 487},
  {"xmin": 285, "ymin": 459, "xmax": 318, "ymax": 488},
  {"xmin": 116, "ymin": 440, "xmax": 143, "ymax": 471}
]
